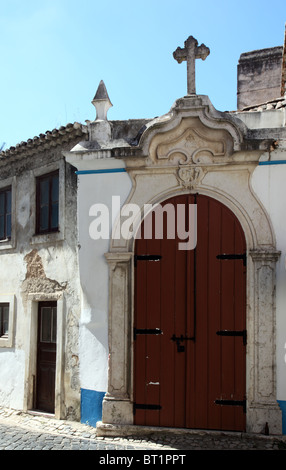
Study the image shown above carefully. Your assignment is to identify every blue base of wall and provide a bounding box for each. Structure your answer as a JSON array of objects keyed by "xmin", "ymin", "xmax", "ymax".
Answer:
[
  {"xmin": 80, "ymin": 389, "xmax": 105, "ymax": 428},
  {"xmin": 278, "ymin": 400, "xmax": 286, "ymax": 435}
]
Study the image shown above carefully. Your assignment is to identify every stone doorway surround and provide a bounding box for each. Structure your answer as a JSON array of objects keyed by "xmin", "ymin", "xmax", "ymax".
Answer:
[
  {"xmin": 23, "ymin": 292, "xmax": 65, "ymax": 420},
  {"xmin": 97, "ymin": 94, "xmax": 282, "ymax": 436}
]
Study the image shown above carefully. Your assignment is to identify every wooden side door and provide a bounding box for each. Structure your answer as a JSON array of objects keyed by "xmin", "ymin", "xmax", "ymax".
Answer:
[
  {"xmin": 133, "ymin": 194, "xmax": 246, "ymax": 431},
  {"xmin": 36, "ymin": 302, "xmax": 57, "ymax": 414}
]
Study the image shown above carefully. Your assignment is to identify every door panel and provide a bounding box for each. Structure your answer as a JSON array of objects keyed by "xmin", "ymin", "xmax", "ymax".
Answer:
[
  {"xmin": 36, "ymin": 302, "xmax": 57, "ymax": 414},
  {"xmin": 134, "ymin": 194, "xmax": 246, "ymax": 431}
]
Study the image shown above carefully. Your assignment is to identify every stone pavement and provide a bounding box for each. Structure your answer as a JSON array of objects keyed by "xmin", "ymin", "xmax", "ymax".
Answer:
[{"xmin": 0, "ymin": 406, "xmax": 285, "ymax": 451}]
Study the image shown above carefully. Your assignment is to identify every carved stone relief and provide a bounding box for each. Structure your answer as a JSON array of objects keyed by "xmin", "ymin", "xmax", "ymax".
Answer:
[
  {"xmin": 177, "ymin": 166, "xmax": 205, "ymax": 189},
  {"xmin": 156, "ymin": 127, "xmax": 225, "ymax": 164},
  {"xmin": 147, "ymin": 116, "xmax": 236, "ymax": 167}
]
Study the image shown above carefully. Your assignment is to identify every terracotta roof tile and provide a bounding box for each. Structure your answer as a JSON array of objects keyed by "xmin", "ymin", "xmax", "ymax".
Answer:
[
  {"xmin": 0, "ymin": 122, "xmax": 87, "ymax": 160},
  {"xmin": 241, "ymin": 96, "xmax": 286, "ymax": 112}
]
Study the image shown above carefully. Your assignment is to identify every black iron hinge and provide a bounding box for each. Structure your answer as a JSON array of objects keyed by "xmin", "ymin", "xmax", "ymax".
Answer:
[
  {"xmin": 133, "ymin": 403, "xmax": 162, "ymax": 414},
  {"xmin": 134, "ymin": 254, "xmax": 162, "ymax": 267},
  {"xmin": 216, "ymin": 329, "xmax": 247, "ymax": 346},
  {"xmin": 134, "ymin": 328, "xmax": 162, "ymax": 340},
  {"xmin": 216, "ymin": 253, "xmax": 247, "ymax": 266},
  {"xmin": 215, "ymin": 399, "xmax": 247, "ymax": 414}
]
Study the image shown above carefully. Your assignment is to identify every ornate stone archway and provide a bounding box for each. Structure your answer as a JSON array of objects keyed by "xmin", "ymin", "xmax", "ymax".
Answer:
[{"xmin": 97, "ymin": 95, "xmax": 282, "ymax": 435}]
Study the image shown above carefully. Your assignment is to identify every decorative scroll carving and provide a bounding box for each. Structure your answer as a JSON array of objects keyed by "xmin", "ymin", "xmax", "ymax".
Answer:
[
  {"xmin": 148, "ymin": 117, "xmax": 234, "ymax": 167},
  {"xmin": 157, "ymin": 128, "xmax": 225, "ymax": 164}
]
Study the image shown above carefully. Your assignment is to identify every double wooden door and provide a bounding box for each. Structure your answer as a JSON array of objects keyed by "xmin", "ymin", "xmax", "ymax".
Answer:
[{"xmin": 133, "ymin": 194, "xmax": 246, "ymax": 431}]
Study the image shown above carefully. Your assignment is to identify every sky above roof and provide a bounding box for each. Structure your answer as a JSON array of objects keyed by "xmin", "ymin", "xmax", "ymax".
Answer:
[{"xmin": 0, "ymin": 0, "xmax": 285, "ymax": 150}]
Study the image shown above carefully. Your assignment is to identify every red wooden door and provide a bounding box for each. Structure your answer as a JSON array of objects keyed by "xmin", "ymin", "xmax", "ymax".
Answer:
[{"xmin": 133, "ymin": 194, "xmax": 246, "ymax": 431}]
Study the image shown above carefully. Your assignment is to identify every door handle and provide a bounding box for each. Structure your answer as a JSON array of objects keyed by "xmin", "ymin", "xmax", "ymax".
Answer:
[{"xmin": 171, "ymin": 334, "xmax": 195, "ymax": 352}]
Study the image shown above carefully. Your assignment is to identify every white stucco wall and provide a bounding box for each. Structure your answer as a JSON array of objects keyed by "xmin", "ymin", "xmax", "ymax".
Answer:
[
  {"xmin": 236, "ymin": 109, "xmax": 286, "ymax": 129},
  {"xmin": 77, "ymin": 161, "xmax": 132, "ymax": 393},
  {"xmin": 0, "ymin": 349, "xmax": 25, "ymax": 409}
]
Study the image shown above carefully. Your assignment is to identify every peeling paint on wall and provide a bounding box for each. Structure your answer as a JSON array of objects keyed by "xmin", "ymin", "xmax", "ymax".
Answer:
[{"xmin": 22, "ymin": 249, "xmax": 66, "ymax": 294}]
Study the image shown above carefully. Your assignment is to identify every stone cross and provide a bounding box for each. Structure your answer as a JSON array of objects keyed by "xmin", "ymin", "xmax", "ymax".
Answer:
[{"xmin": 173, "ymin": 36, "xmax": 210, "ymax": 95}]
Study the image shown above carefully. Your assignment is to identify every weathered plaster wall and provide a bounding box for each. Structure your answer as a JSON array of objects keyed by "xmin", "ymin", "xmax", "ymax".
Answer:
[
  {"xmin": 0, "ymin": 143, "xmax": 82, "ymax": 420},
  {"xmin": 237, "ymin": 47, "xmax": 283, "ymax": 110}
]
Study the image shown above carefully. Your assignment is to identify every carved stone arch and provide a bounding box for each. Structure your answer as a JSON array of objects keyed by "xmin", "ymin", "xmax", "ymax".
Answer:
[
  {"xmin": 126, "ymin": 187, "xmax": 257, "ymax": 254},
  {"xmin": 139, "ymin": 96, "xmax": 245, "ymax": 159},
  {"xmin": 109, "ymin": 170, "xmax": 275, "ymax": 255},
  {"xmin": 98, "ymin": 95, "xmax": 282, "ymax": 435},
  {"xmin": 101, "ymin": 180, "xmax": 281, "ymax": 434}
]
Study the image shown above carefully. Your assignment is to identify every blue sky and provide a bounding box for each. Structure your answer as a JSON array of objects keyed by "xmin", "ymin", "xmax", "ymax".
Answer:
[{"xmin": 0, "ymin": 0, "xmax": 285, "ymax": 149}]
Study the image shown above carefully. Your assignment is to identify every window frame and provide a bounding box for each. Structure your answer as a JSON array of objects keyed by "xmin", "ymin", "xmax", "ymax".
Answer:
[
  {"xmin": 31, "ymin": 161, "xmax": 65, "ymax": 246},
  {"xmin": 39, "ymin": 301, "xmax": 57, "ymax": 344},
  {"xmin": 0, "ymin": 295, "xmax": 15, "ymax": 348},
  {"xmin": 0, "ymin": 303, "xmax": 9, "ymax": 338},
  {"xmin": 36, "ymin": 170, "xmax": 59, "ymax": 235},
  {"xmin": 0, "ymin": 186, "xmax": 12, "ymax": 241}
]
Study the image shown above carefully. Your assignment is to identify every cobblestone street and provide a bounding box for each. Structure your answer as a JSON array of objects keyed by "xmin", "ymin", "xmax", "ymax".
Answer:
[{"xmin": 0, "ymin": 407, "xmax": 285, "ymax": 454}]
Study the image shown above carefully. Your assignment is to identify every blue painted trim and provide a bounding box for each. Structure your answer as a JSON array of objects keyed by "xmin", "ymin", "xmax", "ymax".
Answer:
[
  {"xmin": 80, "ymin": 389, "xmax": 105, "ymax": 427},
  {"xmin": 259, "ymin": 160, "xmax": 286, "ymax": 166},
  {"xmin": 75, "ymin": 168, "xmax": 126, "ymax": 175},
  {"xmin": 278, "ymin": 400, "xmax": 286, "ymax": 435}
]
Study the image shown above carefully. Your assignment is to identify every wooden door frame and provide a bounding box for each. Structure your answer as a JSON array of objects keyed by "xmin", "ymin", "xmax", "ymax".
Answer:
[{"xmin": 23, "ymin": 293, "xmax": 65, "ymax": 419}]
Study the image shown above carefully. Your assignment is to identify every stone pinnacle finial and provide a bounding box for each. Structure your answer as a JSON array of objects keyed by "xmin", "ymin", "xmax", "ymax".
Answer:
[
  {"xmin": 92, "ymin": 80, "xmax": 113, "ymax": 121},
  {"xmin": 173, "ymin": 36, "xmax": 210, "ymax": 95}
]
